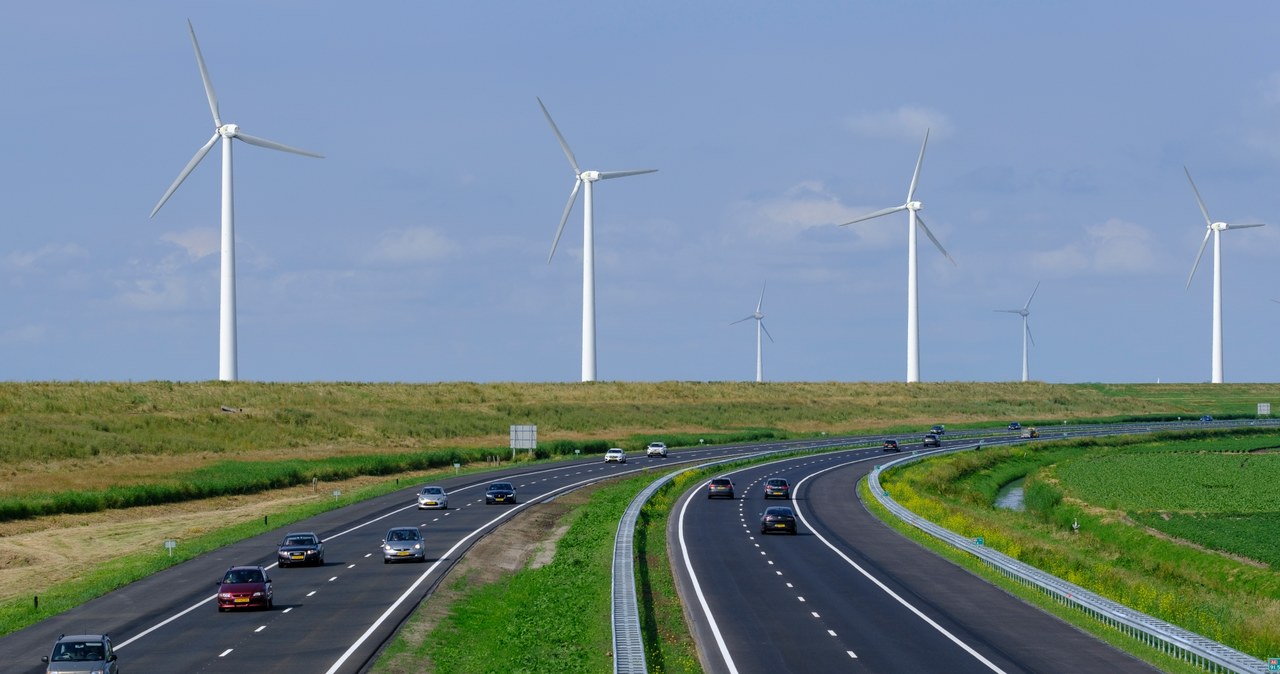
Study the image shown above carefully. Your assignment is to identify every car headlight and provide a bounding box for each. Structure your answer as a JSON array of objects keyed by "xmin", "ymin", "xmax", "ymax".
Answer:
[
  {"xmin": 384, "ymin": 544, "xmax": 394, "ymax": 552},
  {"xmin": 219, "ymin": 592, "xmax": 232, "ymax": 599},
  {"xmin": 253, "ymin": 591, "xmax": 264, "ymax": 597}
]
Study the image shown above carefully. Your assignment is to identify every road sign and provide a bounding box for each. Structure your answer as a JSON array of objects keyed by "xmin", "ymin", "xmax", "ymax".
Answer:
[{"xmin": 1260, "ymin": 403, "xmax": 1271, "ymax": 416}]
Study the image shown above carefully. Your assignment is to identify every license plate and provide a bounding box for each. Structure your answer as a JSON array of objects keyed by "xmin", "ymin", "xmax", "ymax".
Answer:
[
  {"xmin": 291, "ymin": 553, "xmax": 304, "ymax": 559},
  {"xmin": 397, "ymin": 550, "xmax": 410, "ymax": 556},
  {"xmin": 234, "ymin": 597, "xmax": 250, "ymax": 603},
  {"xmin": 774, "ymin": 523, "xmax": 787, "ymax": 528}
]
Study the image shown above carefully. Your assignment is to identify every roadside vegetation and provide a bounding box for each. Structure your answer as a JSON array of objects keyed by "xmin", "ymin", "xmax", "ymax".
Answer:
[{"xmin": 875, "ymin": 428, "xmax": 1280, "ymax": 660}]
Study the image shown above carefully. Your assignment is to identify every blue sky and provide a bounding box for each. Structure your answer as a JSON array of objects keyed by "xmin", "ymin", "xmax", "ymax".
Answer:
[{"xmin": 3, "ymin": 1, "xmax": 1280, "ymax": 383}]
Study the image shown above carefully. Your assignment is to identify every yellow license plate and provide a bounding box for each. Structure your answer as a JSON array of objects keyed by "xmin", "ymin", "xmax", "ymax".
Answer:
[
  {"xmin": 774, "ymin": 524, "xmax": 787, "ymax": 528},
  {"xmin": 234, "ymin": 597, "xmax": 250, "ymax": 603}
]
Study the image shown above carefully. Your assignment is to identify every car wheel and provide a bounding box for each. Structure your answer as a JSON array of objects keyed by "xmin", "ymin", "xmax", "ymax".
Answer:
[{"xmin": 384, "ymin": 558, "xmax": 390, "ymax": 564}]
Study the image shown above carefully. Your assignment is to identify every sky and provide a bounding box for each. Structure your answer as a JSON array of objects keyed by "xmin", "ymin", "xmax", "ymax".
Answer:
[{"xmin": 3, "ymin": 1, "xmax": 1280, "ymax": 384}]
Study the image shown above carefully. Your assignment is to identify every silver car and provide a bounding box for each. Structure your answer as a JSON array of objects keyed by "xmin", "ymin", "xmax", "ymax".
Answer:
[
  {"xmin": 382, "ymin": 526, "xmax": 426, "ymax": 563},
  {"xmin": 42, "ymin": 633, "xmax": 119, "ymax": 674},
  {"xmin": 417, "ymin": 485, "xmax": 449, "ymax": 510}
]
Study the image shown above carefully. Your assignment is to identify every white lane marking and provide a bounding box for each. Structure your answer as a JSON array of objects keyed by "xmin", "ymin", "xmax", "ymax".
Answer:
[
  {"xmin": 848, "ymin": 651, "xmax": 858, "ymax": 659},
  {"xmin": 307, "ymin": 591, "xmax": 317, "ymax": 597},
  {"xmin": 328, "ymin": 577, "xmax": 338, "ymax": 582},
  {"xmin": 283, "ymin": 608, "xmax": 293, "ymax": 614},
  {"xmin": 811, "ymin": 612, "xmax": 820, "ymax": 618},
  {"xmin": 786, "ymin": 583, "xmax": 793, "ymax": 588},
  {"xmin": 793, "ymin": 459, "xmax": 1009, "ymax": 673},
  {"xmin": 677, "ymin": 479, "xmax": 741, "ymax": 674},
  {"xmin": 828, "ymin": 629, "xmax": 837, "ymax": 636},
  {"xmin": 798, "ymin": 596, "xmax": 806, "ymax": 602},
  {"xmin": 219, "ymin": 649, "xmax": 233, "ymax": 657},
  {"xmin": 347, "ymin": 564, "xmax": 356, "ymax": 569},
  {"xmin": 255, "ymin": 626, "xmax": 266, "ymax": 633}
]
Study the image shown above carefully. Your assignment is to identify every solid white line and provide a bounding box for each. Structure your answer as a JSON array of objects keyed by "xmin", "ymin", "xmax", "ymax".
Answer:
[
  {"xmin": 677, "ymin": 478, "xmax": 740, "ymax": 674},
  {"xmin": 793, "ymin": 459, "xmax": 1009, "ymax": 673}
]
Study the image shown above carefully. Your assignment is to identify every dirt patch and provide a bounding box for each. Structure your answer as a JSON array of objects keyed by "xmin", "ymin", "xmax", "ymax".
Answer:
[{"xmin": 375, "ymin": 487, "xmax": 593, "ymax": 674}]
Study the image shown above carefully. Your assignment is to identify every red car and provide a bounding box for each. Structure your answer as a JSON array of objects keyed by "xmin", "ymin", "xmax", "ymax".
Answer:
[{"xmin": 216, "ymin": 565, "xmax": 273, "ymax": 611}]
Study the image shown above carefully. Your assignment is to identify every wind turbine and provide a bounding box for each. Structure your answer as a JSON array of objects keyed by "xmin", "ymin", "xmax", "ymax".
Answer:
[
  {"xmin": 994, "ymin": 282, "xmax": 1039, "ymax": 382},
  {"xmin": 150, "ymin": 20, "xmax": 323, "ymax": 382},
  {"xmin": 730, "ymin": 283, "xmax": 774, "ymax": 383},
  {"xmin": 538, "ymin": 97, "xmax": 656, "ymax": 382},
  {"xmin": 840, "ymin": 129, "xmax": 955, "ymax": 383},
  {"xmin": 1183, "ymin": 166, "xmax": 1264, "ymax": 384}
]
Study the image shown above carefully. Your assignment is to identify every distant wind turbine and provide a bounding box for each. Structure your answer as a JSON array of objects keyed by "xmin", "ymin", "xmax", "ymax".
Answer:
[
  {"xmin": 994, "ymin": 282, "xmax": 1039, "ymax": 382},
  {"xmin": 1183, "ymin": 166, "xmax": 1264, "ymax": 384},
  {"xmin": 150, "ymin": 20, "xmax": 322, "ymax": 382},
  {"xmin": 840, "ymin": 129, "xmax": 955, "ymax": 383},
  {"xmin": 538, "ymin": 97, "xmax": 656, "ymax": 382},
  {"xmin": 730, "ymin": 283, "xmax": 774, "ymax": 383}
]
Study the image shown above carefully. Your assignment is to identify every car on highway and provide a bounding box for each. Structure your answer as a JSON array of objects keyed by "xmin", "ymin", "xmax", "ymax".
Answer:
[
  {"xmin": 922, "ymin": 433, "xmax": 941, "ymax": 448},
  {"xmin": 707, "ymin": 477, "xmax": 735, "ymax": 499},
  {"xmin": 216, "ymin": 565, "xmax": 273, "ymax": 611},
  {"xmin": 276, "ymin": 531, "xmax": 324, "ymax": 567},
  {"xmin": 883, "ymin": 439, "xmax": 900, "ymax": 452},
  {"xmin": 1020, "ymin": 427, "xmax": 1039, "ymax": 438},
  {"xmin": 417, "ymin": 485, "xmax": 449, "ymax": 510},
  {"xmin": 930, "ymin": 424, "xmax": 946, "ymax": 435},
  {"xmin": 604, "ymin": 448, "xmax": 627, "ymax": 463},
  {"xmin": 41, "ymin": 633, "xmax": 118, "ymax": 674},
  {"xmin": 381, "ymin": 526, "xmax": 426, "ymax": 563},
  {"xmin": 485, "ymin": 481, "xmax": 517, "ymax": 504},
  {"xmin": 1200, "ymin": 414, "xmax": 1214, "ymax": 422},
  {"xmin": 760, "ymin": 506, "xmax": 797, "ymax": 535},
  {"xmin": 763, "ymin": 477, "xmax": 791, "ymax": 499},
  {"xmin": 645, "ymin": 441, "xmax": 668, "ymax": 457},
  {"xmin": 1007, "ymin": 421, "xmax": 1022, "ymax": 431}
]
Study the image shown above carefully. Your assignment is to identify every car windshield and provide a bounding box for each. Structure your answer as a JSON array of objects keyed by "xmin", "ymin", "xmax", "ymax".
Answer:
[
  {"xmin": 389, "ymin": 529, "xmax": 419, "ymax": 541},
  {"xmin": 768, "ymin": 479, "xmax": 786, "ymax": 485},
  {"xmin": 225, "ymin": 569, "xmax": 264, "ymax": 584},
  {"xmin": 765, "ymin": 507, "xmax": 792, "ymax": 516},
  {"xmin": 53, "ymin": 642, "xmax": 105, "ymax": 662},
  {"xmin": 423, "ymin": 487, "xmax": 443, "ymax": 495},
  {"xmin": 711, "ymin": 479, "xmax": 730, "ymax": 486},
  {"xmin": 285, "ymin": 535, "xmax": 315, "ymax": 545},
  {"xmin": 490, "ymin": 483, "xmax": 512, "ymax": 490}
]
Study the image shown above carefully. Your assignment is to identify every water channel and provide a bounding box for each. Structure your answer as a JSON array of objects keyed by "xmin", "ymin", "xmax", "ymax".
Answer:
[{"xmin": 993, "ymin": 477, "xmax": 1026, "ymax": 511}]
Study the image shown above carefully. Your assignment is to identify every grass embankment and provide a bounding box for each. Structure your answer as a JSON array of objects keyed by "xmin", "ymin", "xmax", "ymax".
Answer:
[{"xmin": 876, "ymin": 428, "xmax": 1280, "ymax": 660}]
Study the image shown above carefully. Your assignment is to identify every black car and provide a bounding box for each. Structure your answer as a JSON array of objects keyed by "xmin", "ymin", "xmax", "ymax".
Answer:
[
  {"xmin": 276, "ymin": 531, "xmax": 324, "ymax": 567},
  {"xmin": 42, "ymin": 634, "xmax": 119, "ymax": 674},
  {"xmin": 763, "ymin": 477, "xmax": 790, "ymax": 499},
  {"xmin": 930, "ymin": 424, "xmax": 946, "ymax": 435},
  {"xmin": 922, "ymin": 433, "xmax": 941, "ymax": 448},
  {"xmin": 485, "ymin": 481, "xmax": 517, "ymax": 504},
  {"xmin": 883, "ymin": 439, "xmax": 900, "ymax": 452},
  {"xmin": 760, "ymin": 506, "xmax": 797, "ymax": 535},
  {"xmin": 1008, "ymin": 422, "xmax": 1022, "ymax": 431},
  {"xmin": 707, "ymin": 477, "xmax": 735, "ymax": 499}
]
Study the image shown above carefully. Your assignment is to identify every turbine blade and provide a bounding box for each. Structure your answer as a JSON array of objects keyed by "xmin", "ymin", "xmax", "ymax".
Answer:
[
  {"xmin": 1024, "ymin": 281, "xmax": 1040, "ymax": 310},
  {"xmin": 1184, "ymin": 166, "xmax": 1213, "ymax": 227},
  {"xmin": 1026, "ymin": 320, "xmax": 1036, "ymax": 347},
  {"xmin": 150, "ymin": 131, "xmax": 220, "ymax": 218},
  {"xmin": 755, "ymin": 282, "xmax": 766, "ymax": 313},
  {"xmin": 760, "ymin": 321, "xmax": 775, "ymax": 343},
  {"xmin": 1186, "ymin": 228, "xmax": 1212, "ymax": 288},
  {"xmin": 548, "ymin": 178, "xmax": 582, "ymax": 262},
  {"xmin": 1226, "ymin": 223, "xmax": 1266, "ymax": 229},
  {"xmin": 536, "ymin": 97, "xmax": 580, "ymax": 174},
  {"xmin": 597, "ymin": 169, "xmax": 658, "ymax": 180},
  {"xmin": 234, "ymin": 131, "xmax": 324, "ymax": 158},
  {"xmin": 916, "ymin": 214, "xmax": 956, "ymax": 265},
  {"xmin": 994, "ymin": 309, "xmax": 1021, "ymax": 314},
  {"xmin": 187, "ymin": 20, "xmax": 222, "ymax": 128},
  {"xmin": 839, "ymin": 204, "xmax": 906, "ymax": 227},
  {"xmin": 730, "ymin": 315, "xmax": 754, "ymax": 326},
  {"xmin": 907, "ymin": 129, "xmax": 930, "ymax": 201}
]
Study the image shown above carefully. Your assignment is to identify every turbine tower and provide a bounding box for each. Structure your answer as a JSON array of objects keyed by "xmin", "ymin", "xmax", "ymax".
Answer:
[
  {"xmin": 1183, "ymin": 166, "xmax": 1264, "ymax": 384},
  {"xmin": 730, "ymin": 283, "xmax": 774, "ymax": 383},
  {"xmin": 538, "ymin": 97, "xmax": 656, "ymax": 382},
  {"xmin": 995, "ymin": 282, "xmax": 1039, "ymax": 382},
  {"xmin": 840, "ymin": 129, "xmax": 955, "ymax": 383},
  {"xmin": 150, "ymin": 20, "xmax": 322, "ymax": 381}
]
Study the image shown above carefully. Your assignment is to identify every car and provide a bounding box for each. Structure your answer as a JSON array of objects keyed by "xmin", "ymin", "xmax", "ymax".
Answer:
[
  {"xmin": 930, "ymin": 424, "xmax": 946, "ymax": 435},
  {"xmin": 276, "ymin": 531, "xmax": 324, "ymax": 567},
  {"xmin": 382, "ymin": 526, "xmax": 426, "ymax": 563},
  {"xmin": 485, "ymin": 481, "xmax": 517, "ymax": 504},
  {"xmin": 417, "ymin": 485, "xmax": 449, "ymax": 510},
  {"xmin": 42, "ymin": 634, "xmax": 119, "ymax": 674},
  {"xmin": 922, "ymin": 433, "xmax": 941, "ymax": 448},
  {"xmin": 882, "ymin": 439, "xmax": 900, "ymax": 452},
  {"xmin": 707, "ymin": 477, "xmax": 735, "ymax": 499},
  {"xmin": 760, "ymin": 506, "xmax": 797, "ymax": 535},
  {"xmin": 645, "ymin": 441, "xmax": 669, "ymax": 457},
  {"xmin": 216, "ymin": 565, "xmax": 272, "ymax": 611},
  {"xmin": 763, "ymin": 477, "xmax": 791, "ymax": 499},
  {"xmin": 605, "ymin": 448, "xmax": 627, "ymax": 463},
  {"xmin": 1007, "ymin": 421, "xmax": 1022, "ymax": 431},
  {"xmin": 1020, "ymin": 427, "xmax": 1039, "ymax": 439},
  {"xmin": 1200, "ymin": 415, "xmax": 1214, "ymax": 422}
]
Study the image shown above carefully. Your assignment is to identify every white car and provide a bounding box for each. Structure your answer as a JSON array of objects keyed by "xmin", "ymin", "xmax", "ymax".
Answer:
[
  {"xmin": 417, "ymin": 485, "xmax": 448, "ymax": 510},
  {"xmin": 645, "ymin": 442, "xmax": 668, "ymax": 458},
  {"xmin": 604, "ymin": 448, "xmax": 627, "ymax": 463}
]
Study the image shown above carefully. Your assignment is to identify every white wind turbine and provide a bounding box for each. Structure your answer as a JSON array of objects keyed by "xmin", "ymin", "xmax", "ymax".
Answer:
[
  {"xmin": 538, "ymin": 97, "xmax": 656, "ymax": 382},
  {"xmin": 840, "ymin": 129, "xmax": 955, "ymax": 383},
  {"xmin": 150, "ymin": 20, "xmax": 323, "ymax": 382},
  {"xmin": 730, "ymin": 283, "xmax": 774, "ymax": 383},
  {"xmin": 994, "ymin": 282, "xmax": 1039, "ymax": 382},
  {"xmin": 1183, "ymin": 166, "xmax": 1264, "ymax": 384}
]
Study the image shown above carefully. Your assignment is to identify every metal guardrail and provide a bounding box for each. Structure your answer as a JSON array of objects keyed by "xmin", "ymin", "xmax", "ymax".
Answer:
[{"xmin": 868, "ymin": 445, "xmax": 1270, "ymax": 674}]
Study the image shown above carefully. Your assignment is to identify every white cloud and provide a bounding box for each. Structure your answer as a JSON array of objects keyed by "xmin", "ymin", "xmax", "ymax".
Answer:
[
  {"xmin": 364, "ymin": 227, "xmax": 459, "ymax": 265},
  {"xmin": 2, "ymin": 243, "xmax": 89, "ymax": 272},
  {"xmin": 732, "ymin": 182, "xmax": 897, "ymax": 246},
  {"xmin": 1028, "ymin": 218, "xmax": 1159, "ymax": 275},
  {"xmin": 161, "ymin": 229, "xmax": 219, "ymax": 261},
  {"xmin": 845, "ymin": 106, "xmax": 953, "ymax": 142}
]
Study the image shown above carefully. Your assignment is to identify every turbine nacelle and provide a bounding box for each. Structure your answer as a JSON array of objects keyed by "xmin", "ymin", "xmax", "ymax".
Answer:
[
  {"xmin": 219, "ymin": 123, "xmax": 239, "ymax": 138},
  {"xmin": 579, "ymin": 170, "xmax": 600, "ymax": 182},
  {"xmin": 907, "ymin": 200, "xmax": 923, "ymax": 212}
]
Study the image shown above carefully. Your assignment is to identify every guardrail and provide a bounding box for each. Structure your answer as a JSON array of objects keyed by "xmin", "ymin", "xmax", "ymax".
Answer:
[{"xmin": 868, "ymin": 445, "xmax": 1270, "ymax": 674}]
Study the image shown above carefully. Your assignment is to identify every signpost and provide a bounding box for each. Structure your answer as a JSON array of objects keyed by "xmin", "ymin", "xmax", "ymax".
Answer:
[
  {"xmin": 164, "ymin": 539, "xmax": 176, "ymax": 557},
  {"xmin": 510, "ymin": 424, "xmax": 537, "ymax": 460},
  {"xmin": 1260, "ymin": 403, "xmax": 1271, "ymax": 417}
]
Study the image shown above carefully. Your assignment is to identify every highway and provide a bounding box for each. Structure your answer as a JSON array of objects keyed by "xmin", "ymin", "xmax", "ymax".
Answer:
[{"xmin": 670, "ymin": 436, "xmax": 1161, "ymax": 674}]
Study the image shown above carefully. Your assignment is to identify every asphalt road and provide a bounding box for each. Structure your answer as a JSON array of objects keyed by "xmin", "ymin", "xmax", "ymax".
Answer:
[{"xmin": 670, "ymin": 437, "xmax": 1162, "ymax": 674}]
